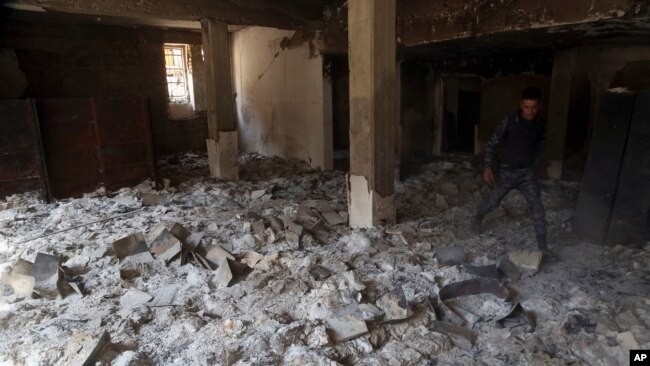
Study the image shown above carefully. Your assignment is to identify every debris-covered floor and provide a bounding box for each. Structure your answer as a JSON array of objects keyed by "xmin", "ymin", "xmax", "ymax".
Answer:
[{"xmin": 1, "ymin": 152, "xmax": 649, "ymax": 365}]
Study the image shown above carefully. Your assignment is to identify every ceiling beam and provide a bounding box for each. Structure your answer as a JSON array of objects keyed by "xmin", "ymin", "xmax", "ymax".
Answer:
[{"xmin": 3, "ymin": 0, "xmax": 325, "ymax": 30}]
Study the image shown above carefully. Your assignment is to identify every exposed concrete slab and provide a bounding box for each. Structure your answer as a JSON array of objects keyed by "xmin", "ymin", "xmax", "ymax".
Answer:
[
  {"xmin": 206, "ymin": 132, "xmax": 239, "ymax": 181},
  {"xmin": 326, "ymin": 313, "xmax": 368, "ymax": 342},
  {"xmin": 348, "ymin": 174, "xmax": 396, "ymax": 228}
]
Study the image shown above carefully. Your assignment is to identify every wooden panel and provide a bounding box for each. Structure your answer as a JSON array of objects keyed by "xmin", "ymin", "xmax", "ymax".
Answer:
[
  {"xmin": 94, "ymin": 97, "xmax": 157, "ymax": 192},
  {"xmin": 575, "ymin": 92, "xmax": 636, "ymax": 244},
  {"xmin": 37, "ymin": 97, "xmax": 156, "ymax": 198},
  {"xmin": 37, "ymin": 99, "xmax": 101, "ymax": 198},
  {"xmin": 607, "ymin": 91, "xmax": 650, "ymax": 245},
  {"xmin": 0, "ymin": 100, "xmax": 49, "ymax": 200}
]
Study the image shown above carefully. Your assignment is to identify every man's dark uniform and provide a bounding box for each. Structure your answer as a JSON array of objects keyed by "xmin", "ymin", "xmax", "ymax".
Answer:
[{"xmin": 474, "ymin": 110, "xmax": 548, "ymax": 250}]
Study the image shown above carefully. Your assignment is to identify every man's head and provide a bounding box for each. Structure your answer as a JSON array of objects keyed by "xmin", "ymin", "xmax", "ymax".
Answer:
[{"xmin": 520, "ymin": 86, "xmax": 541, "ymax": 121}]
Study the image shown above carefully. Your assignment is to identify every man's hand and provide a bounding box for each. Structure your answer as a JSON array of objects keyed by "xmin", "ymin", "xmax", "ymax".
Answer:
[
  {"xmin": 483, "ymin": 168, "xmax": 495, "ymax": 186},
  {"xmin": 538, "ymin": 168, "xmax": 549, "ymax": 180}
]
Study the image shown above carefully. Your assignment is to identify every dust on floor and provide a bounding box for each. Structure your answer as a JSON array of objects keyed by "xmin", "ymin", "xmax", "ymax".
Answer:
[{"xmin": 0, "ymin": 152, "xmax": 648, "ymax": 365}]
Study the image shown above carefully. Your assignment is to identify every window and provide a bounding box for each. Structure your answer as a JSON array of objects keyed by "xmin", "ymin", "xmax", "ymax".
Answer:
[{"xmin": 164, "ymin": 44, "xmax": 190, "ymax": 104}]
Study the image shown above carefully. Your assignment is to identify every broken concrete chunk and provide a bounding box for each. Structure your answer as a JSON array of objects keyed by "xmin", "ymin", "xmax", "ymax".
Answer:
[
  {"xmin": 286, "ymin": 230, "xmax": 301, "ymax": 245},
  {"xmin": 149, "ymin": 285, "xmax": 180, "ymax": 307},
  {"xmin": 213, "ymin": 258, "xmax": 233, "ymax": 287},
  {"xmin": 63, "ymin": 331, "xmax": 112, "ymax": 366},
  {"xmin": 120, "ymin": 288, "xmax": 153, "ymax": 308},
  {"xmin": 112, "ymin": 232, "xmax": 147, "ymax": 260},
  {"xmin": 241, "ymin": 250, "xmax": 264, "ymax": 269},
  {"xmin": 149, "ymin": 229, "xmax": 182, "ymax": 256},
  {"xmin": 508, "ymin": 250, "xmax": 543, "ymax": 274},
  {"xmin": 120, "ymin": 250, "xmax": 155, "ymax": 267},
  {"xmin": 341, "ymin": 271, "xmax": 366, "ymax": 291},
  {"xmin": 285, "ymin": 221, "xmax": 304, "ymax": 236},
  {"xmin": 306, "ymin": 325, "xmax": 330, "ymax": 348},
  {"xmin": 338, "ymin": 211, "xmax": 349, "ymax": 222},
  {"xmin": 266, "ymin": 216, "xmax": 284, "ymax": 232},
  {"xmin": 32, "ymin": 253, "xmax": 61, "ymax": 299},
  {"xmin": 184, "ymin": 232, "xmax": 204, "ymax": 252},
  {"xmin": 203, "ymin": 244, "xmax": 235, "ymax": 262},
  {"xmin": 310, "ymin": 265, "xmax": 332, "ymax": 281},
  {"xmin": 1, "ymin": 272, "xmax": 34, "ymax": 298},
  {"xmin": 12, "ymin": 258, "xmax": 33, "ymax": 276},
  {"xmin": 436, "ymin": 246, "xmax": 467, "ymax": 265},
  {"xmin": 297, "ymin": 206, "xmax": 318, "ymax": 224},
  {"xmin": 322, "ymin": 211, "xmax": 346, "ymax": 226},
  {"xmin": 326, "ymin": 314, "xmax": 368, "ymax": 342},
  {"xmin": 251, "ymin": 189, "xmax": 266, "ymax": 200},
  {"xmin": 376, "ymin": 286, "xmax": 412, "ymax": 322},
  {"xmin": 169, "ymin": 223, "xmax": 191, "ymax": 243},
  {"xmin": 142, "ymin": 193, "xmax": 166, "ymax": 206},
  {"xmin": 317, "ymin": 200, "xmax": 335, "ymax": 213},
  {"xmin": 57, "ymin": 268, "xmax": 82, "ymax": 299},
  {"xmin": 156, "ymin": 242, "xmax": 182, "ymax": 263},
  {"xmin": 251, "ymin": 220, "xmax": 266, "ymax": 234},
  {"xmin": 264, "ymin": 227, "xmax": 277, "ymax": 243},
  {"xmin": 192, "ymin": 252, "xmax": 214, "ymax": 270},
  {"xmin": 358, "ymin": 303, "xmax": 385, "ymax": 321}
]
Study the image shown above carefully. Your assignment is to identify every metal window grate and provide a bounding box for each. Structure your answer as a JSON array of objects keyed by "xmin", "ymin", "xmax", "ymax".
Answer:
[{"xmin": 164, "ymin": 45, "xmax": 190, "ymax": 103}]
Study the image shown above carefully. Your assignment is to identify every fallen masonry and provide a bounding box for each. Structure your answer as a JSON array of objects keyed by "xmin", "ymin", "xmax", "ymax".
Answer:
[{"xmin": 0, "ymin": 152, "xmax": 649, "ymax": 365}]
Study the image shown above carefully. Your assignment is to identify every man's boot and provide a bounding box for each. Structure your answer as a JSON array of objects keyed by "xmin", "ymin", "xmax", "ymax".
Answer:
[
  {"xmin": 471, "ymin": 215, "xmax": 483, "ymax": 235},
  {"xmin": 536, "ymin": 234, "xmax": 547, "ymax": 251},
  {"xmin": 536, "ymin": 234, "xmax": 557, "ymax": 261}
]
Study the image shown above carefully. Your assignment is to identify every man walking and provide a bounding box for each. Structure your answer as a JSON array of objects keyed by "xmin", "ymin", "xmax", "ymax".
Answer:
[{"xmin": 472, "ymin": 87, "xmax": 552, "ymax": 256}]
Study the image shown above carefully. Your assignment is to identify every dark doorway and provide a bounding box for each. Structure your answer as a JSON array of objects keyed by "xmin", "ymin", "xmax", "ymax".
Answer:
[
  {"xmin": 325, "ymin": 55, "xmax": 350, "ymax": 171},
  {"xmin": 446, "ymin": 91, "xmax": 479, "ymax": 154},
  {"xmin": 562, "ymin": 74, "xmax": 591, "ymax": 181}
]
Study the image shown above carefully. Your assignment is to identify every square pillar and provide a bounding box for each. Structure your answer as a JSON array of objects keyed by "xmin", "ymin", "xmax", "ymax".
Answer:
[
  {"xmin": 347, "ymin": 0, "xmax": 396, "ymax": 228},
  {"xmin": 202, "ymin": 19, "xmax": 239, "ymax": 180}
]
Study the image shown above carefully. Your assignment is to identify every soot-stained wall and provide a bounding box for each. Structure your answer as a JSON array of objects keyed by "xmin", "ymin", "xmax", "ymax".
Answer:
[
  {"xmin": 0, "ymin": 18, "xmax": 207, "ymax": 155},
  {"xmin": 232, "ymin": 26, "xmax": 332, "ymax": 170}
]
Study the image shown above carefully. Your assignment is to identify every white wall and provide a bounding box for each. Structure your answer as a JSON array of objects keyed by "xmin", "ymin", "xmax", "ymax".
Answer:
[{"xmin": 232, "ymin": 26, "xmax": 332, "ymax": 170}]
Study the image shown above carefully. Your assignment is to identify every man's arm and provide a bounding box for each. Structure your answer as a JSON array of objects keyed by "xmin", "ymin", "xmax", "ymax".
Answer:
[
  {"xmin": 536, "ymin": 123, "xmax": 549, "ymax": 179},
  {"xmin": 484, "ymin": 117, "xmax": 509, "ymax": 169},
  {"xmin": 536, "ymin": 123, "xmax": 548, "ymax": 167}
]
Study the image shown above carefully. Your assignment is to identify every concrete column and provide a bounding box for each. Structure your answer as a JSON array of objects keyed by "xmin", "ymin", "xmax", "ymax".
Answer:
[
  {"xmin": 347, "ymin": 0, "xmax": 396, "ymax": 228},
  {"xmin": 201, "ymin": 19, "xmax": 239, "ymax": 180}
]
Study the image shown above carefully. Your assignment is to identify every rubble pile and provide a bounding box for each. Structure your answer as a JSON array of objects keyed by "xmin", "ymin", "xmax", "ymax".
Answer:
[{"xmin": 0, "ymin": 152, "xmax": 648, "ymax": 365}]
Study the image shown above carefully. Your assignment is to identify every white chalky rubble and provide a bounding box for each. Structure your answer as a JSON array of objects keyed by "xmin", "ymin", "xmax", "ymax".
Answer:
[{"xmin": 0, "ymin": 152, "xmax": 648, "ymax": 365}]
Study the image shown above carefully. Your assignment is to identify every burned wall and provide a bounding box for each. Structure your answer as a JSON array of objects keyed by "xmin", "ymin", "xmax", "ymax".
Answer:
[
  {"xmin": 322, "ymin": 0, "xmax": 647, "ymax": 51},
  {"xmin": 547, "ymin": 44, "xmax": 650, "ymax": 178},
  {"xmin": 232, "ymin": 26, "xmax": 332, "ymax": 170},
  {"xmin": 0, "ymin": 17, "xmax": 207, "ymax": 156},
  {"xmin": 400, "ymin": 60, "xmax": 435, "ymax": 158}
]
